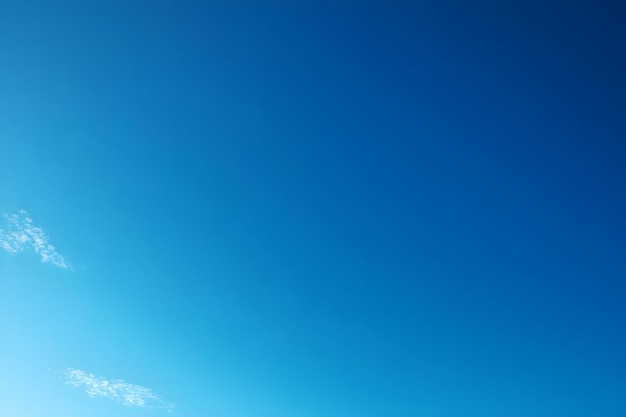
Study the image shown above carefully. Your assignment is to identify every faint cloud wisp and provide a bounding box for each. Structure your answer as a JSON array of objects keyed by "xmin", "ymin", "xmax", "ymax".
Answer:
[
  {"xmin": 0, "ymin": 209, "xmax": 71, "ymax": 269},
  {"xmin": 59, "ymin": 368, "xmax": 175, "ymax": 414}
]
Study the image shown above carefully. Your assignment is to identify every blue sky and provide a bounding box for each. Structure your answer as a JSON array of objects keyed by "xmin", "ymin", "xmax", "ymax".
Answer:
[{"xmin": 1, "ymin": 1, "xmax": 625, "ymax": 416}]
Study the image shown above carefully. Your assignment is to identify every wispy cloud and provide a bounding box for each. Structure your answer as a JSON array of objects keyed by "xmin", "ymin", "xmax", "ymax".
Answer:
[
  {"xmin": 59, "ymin": 368, "xmax": 175, "ymax": 414},
  {"xmin": 0, "ymin": 209, "xmax": 71, "ymax": 269}
]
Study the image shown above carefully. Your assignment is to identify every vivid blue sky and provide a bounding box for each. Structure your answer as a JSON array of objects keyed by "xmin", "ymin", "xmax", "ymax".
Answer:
[{"xmin": 1, "ymin": 1, "xmax": 625, "ymax": 416}]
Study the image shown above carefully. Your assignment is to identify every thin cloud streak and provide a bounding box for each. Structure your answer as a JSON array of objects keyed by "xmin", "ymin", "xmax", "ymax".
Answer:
[
  {"xmin": 60, "ymin": 368, "xmax": 175, "ymax": 414},
  {"xmin": 0, "ymin": 210, "xmax": 71, "ymax": 269}
]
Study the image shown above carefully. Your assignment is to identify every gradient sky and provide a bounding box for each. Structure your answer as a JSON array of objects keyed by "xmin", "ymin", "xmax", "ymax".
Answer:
[{"xmin": 1, "ymin": 1, "xmax": 625, "ymax": 416}]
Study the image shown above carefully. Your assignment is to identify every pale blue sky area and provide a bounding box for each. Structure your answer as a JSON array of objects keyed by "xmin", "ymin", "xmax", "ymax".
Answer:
[{"xmin": 1, "ymin": 1, "xmax": 625, "ymax": 417}]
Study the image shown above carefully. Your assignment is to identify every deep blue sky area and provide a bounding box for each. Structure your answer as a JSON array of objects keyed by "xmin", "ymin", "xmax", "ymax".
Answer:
[{"xmin": 1, "ymin": 1, "xmax": 625, "ymax": 417}]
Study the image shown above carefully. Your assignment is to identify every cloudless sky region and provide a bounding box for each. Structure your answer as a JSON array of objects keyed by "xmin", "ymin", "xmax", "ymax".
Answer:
[{"xmin": 1, "ymin": 1, "xmax": 625, "ymax": 416}]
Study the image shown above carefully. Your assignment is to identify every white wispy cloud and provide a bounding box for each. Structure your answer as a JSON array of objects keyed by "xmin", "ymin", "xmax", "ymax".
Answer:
[
  {"xmin": 0, "ymin": 209, "xmax": 71, "ymax": 269},
  {"xmin": 60, "ymin": 368, "xmax": 175, "ymax": 414}
]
